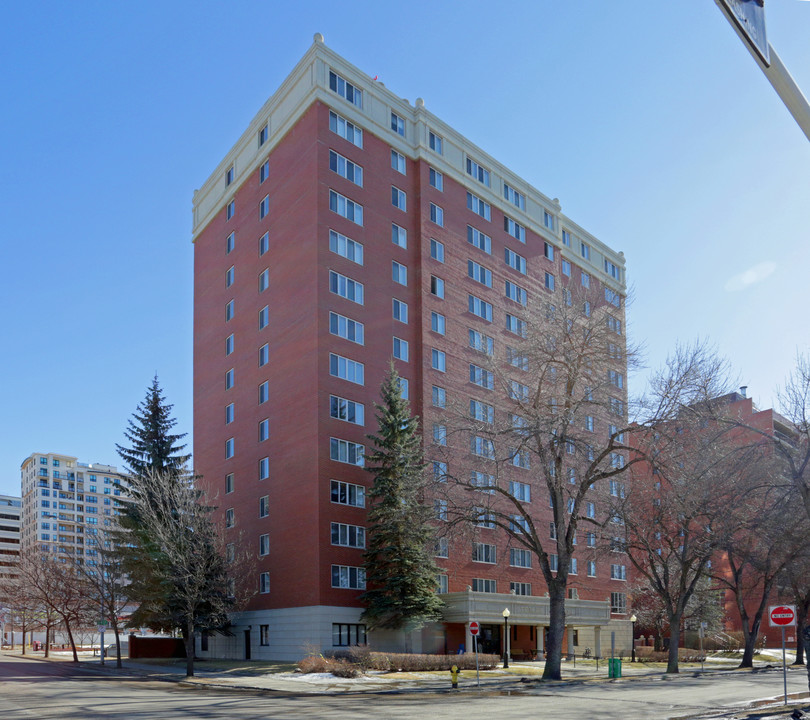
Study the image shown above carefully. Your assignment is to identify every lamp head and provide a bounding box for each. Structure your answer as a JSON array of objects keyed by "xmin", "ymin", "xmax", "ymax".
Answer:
[{"xmin": 502, "ymin": 608, "xmax": 511, "ymax": 619}]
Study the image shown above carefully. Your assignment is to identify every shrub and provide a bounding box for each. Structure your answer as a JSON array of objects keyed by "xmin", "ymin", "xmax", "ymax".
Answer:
[{"xmin": 297, "ymin": 650, "xmax": 500, "ymax": 675}]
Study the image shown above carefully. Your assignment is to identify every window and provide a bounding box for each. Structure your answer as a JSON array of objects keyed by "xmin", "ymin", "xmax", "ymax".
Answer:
[
  {"xmin": 259, "ymin": 159, "xmax": 269, "ymax": 183},
  {"xmin": 329, "ymin": 270, "xmax": 364, "ymax": 304},
  {"xmin": 471, "ymin": 435, "xmax": 495, "ymax": 459},
  {"xmin": 331, "ymin": 565, "xmax": 366, "ymax": 589},
  {"xmin": 431, "ymin": 348, "xmax": 446, "ymax": 372},
  {"xmin": 226, "ymin": 200, "xmax": 235, "ymax": 219},
  {"xmin": 259, "ymin": 124, "xmax": 268, "ymax": 146},
  {"xmin": 467, "ymin": 470, "xmax": 493, "ymax": 493},
  {"xmin": 225, "ymin": 508, "xmax": 234, "ymax": 528},
  {"xmin": 504, "ymin": 248, "xmax": 526, "ymax": 274},
  {"xmin": 429, "ymin": 167, "xmax": 443, "ymax": 190},
  {"xmin": 509, "ymin": 548, "xmax": 532, "ymax": 569},
  {"xmin": 331, "ymin": 480, "xmax": 365, "ymax": 508},
  {"xmin": 225, "ymin": 300, "xmax": 234, "ymax": 322},
  {"xmin": 504, "ymin": 182, "xmax": 526, "ymax": 210},
  {"xmin": 510, "ymin": 448, "xmax": 530, "ymax": 469},
  {"xmin": 608, "ymin": 370, "xmax": 624, "ymax": 389},
  {"xmin": 605, "ymin": 287, "xmax": 622, "ymax": 308},
  {"xmin": 510, "ymin": 380, "xmax": 529, "ymax": 402},
  {"xmin": 225, "ymin": 473, "xmax": 234, "ymax": 494},
  {"xmin": 329, "ymin": 353, "xmax": 364, "ymax": 385},
  {"xmin": 225, "ymin": 165, "xmax": 234, "ymax": 185},
  {"xmin": 225, "ymin": 266, "xmax": 234, "ymax": 287},
  {"xmin": 329, "ymin": 229, "xmax": 363, "ymax": 265},
  {"xmin": 392, "ymin": 261, "xmax": 407, "ymax": 286},
  {"xmin": 583, "ymin": 301, "xmax": 591, "ymax": 317},
  {"xmin": 509, "ymin": 514, "xmax": 530, "ymax": 534},
  {"xmin": 391, "ymin": 223, "xmax": 407, "ymax": 248},
  {"xmin": 509, "ymin": 480, "xmax": 531, "ymax": 502},
  {"xmin": 226, "ymin": 334, "xmax": 234, "ymax": 356},
  {"xmin": 468, "ymin": 294, "xmax": 493, "ymax": 322},
  {"xmin": 225, "ymin": 369, "xmax": 234, "ymax": 390},
  {"xmin": 393, "ymin": 337, "xmax": 409, "ymax": 361},
  {"xmin": 430, "ymin": 238, "xmax": 444, "ymax": 262},
  {"xmin": 259, "ymin": 231, "xmax": 269, "ymax": 255},
  {"xmin": 226, "ymin": 232, "xmax": 234, "ymax": 254},
  {"xmin": 259, "ymin": 305, "xmax": 269, "ymax": 329},
  {"xmin": 504, "ymin": 216, "xmax": 526, "ymax": 242},
  {"xmin": 329, "ymin": 110, "xmax": 363, "ymax": 147},
  {"xmin": 390, "ymin": 149, "xmax": 406, "ymax": 174},
  {"xmin": 467, "ymin": 192, "xmax": 491, "ymax": 221},
  {"xmin": 434, "ymin": 461, "xmax": 448, "ymax": 482},
  {"xmin": 607, "ymin": 315, "xmax": 622, "ymax": 335},
  {"xmin": 467, "ymin": 260, "xmax": 492, "ymax": 287},
  {"xmin": 586, "ymin": 416, "xmax": 595, "ymax": 432},
  {"xmin": 259, "ymin": 268, "xmax": 269, "ymax": 292},
  {"xmin": 611, "ymin": 591, "xmax": 627, "ymax": 613},
  {"xmin": 430, "ymin": 275, "xmax": 445, "ymax": 298},
  {"xmin": 561, "ymin": 259, "xmax": 571, "ymax": 277},
  {"xmin": 225, "ymin": 438, "xmax": 234, "ymax": 459},
  {"xmin": 610, "ymin": 565, "xmax": 627, "ymax": 581},
  {"xmin": 392, "ymin": 299, "xmax": 408, "ymax": 323},
  {"xmin": 542, "ymin": 210, "xmax": 554, "ymax": 230},
  {"xmin": 333, "ymin": 623, "xmax": 367, "ymax": 646},
  {"xmin": 435, "ymin": 537, "xmax": 449, "ymax": 558},
  {"xmin": 258, "ymin": 343, "xmax": 269, "ymax": 366},
  {"xmin": 505, "ymin": 314, "xmax": 527, "ymax": 337},
  {"xmin": 467, "ymin": 226, "xmax": 492, "ymax": 254},
  {"xmin": 587, "ymin": 502, "xmax": 596, "ymax": 518},
  {"xmin": 330, "ymin": 438, "xmax": 364, "ymax": 466},
  {"xmin": 259, "ymin": 195, "xmax": 269, "ymax": 219},
  {"xmin": 390, "ymin": 111, "xmax": 405, "ymax": 136},
  {"xmin": 580, "ymin": 242, "xmax": 590, "ymax": 260},
  {"xmin": 432, "ymin": 423, "xmax": 447, "ymax": 445},
  {"xmin": 610, "ymin": 397, "xmax": 625, "ymax": 416},
  {"xmin": 431, "ymin": 311, "xmax": 446, "ymax": 335},
  {"xmin": 505, "ymin": 280, "xmax": 527, "ymax": 306},
  {"xmin": 329, "ymin": 150, "xmax": 363, "ymax": 187},
  {"xmin": 475, "ymin": 509, "xmax": 495, "ymax": 529},
  {"xmin": 468, "ymin": 328, "xmax": 494, "ymax": 355},
  {"xmin": 588, "ymin": 560, "xmax": 597, "ymax": 577},
  {"xmin": 391, "ymin": 186, "xmax": 406, "ymax": 211},
  {"xmin": 331, "ymin": 522, "xmax": 365, "ymax": 548},
  {"xmin": 428, "ymin": 130, "xmax": 443, "ymax": 154},
  {"xmin": 329, "ymin": 311, "xmax": 364, "ymax": 345},
  {"xmin": 470, "ymin": 399, "xmax": 494, "ymax": 423},
  {"xmin": 580, "ymin": 271, "xmax": 591, "ymax": 288},
  {"xmin": 472, "ymin": 578, "xmax": 496, "ymax": 593},
  {"xmin": 470, "ymin": 364, "xmax": 494, "ymax": 390},
  {"xmin": 258, "ymin": 572, "xmax": 270, "ymax": 594},
  {"xmin": 544, "ymin": 273, "xmax": 555, "ymax": 291},
  {"xmin": 329, "ymin": 70, "xmax": 362, "ymax": 107},
  {"xmin": 225, "ymin": 403, "xmax": 234, "ymax": 425},
  {"xmin": 465, "ymin": 157, "xmax": 490, "ymax": 186},
  {"xmin": 544, "ymin": 242, "xmax": 555, "ymax": 262},
  {"xmin": 430, "ymin": 203, "xmax": 444, "ymax": 226},
  {"xmin": 259, "ymin": 457, "xmax": 270, "ymax": 480},
  {"xmin": 259, "ymin": 495, "xmax": 269, "ymax": 518},
  {"xmin": 260, "ymin": 624, "xmax": 270, "ymax": 646},
  {"xmin": 605, "ymin": 259, "xmax": 621, "ymax": 280},
  {"xmin": 472, "ymin": 542, "xmax": 496, "ymax": 563},
  {"xmin": 432, "ymin": 385, "xmax": 446, "ymax": 408},
  {"xmin": 259, "ymin": 418, "xmax": 269, "ymax": 441},
  {"xmin": 329, "ymin": 190, "xmax": 363, "ymax": 225},
  {"xmin": 549, "ymin": 554, "xmax": 558, "ymax": 572},
  {"xmin": 330, "ymin": 395, "xmax": 364, "ymax": 425},
  {"xmin": 434, "ymin": 499, "xmax": 448, "ymax": 521},
  {"xmin": 507, "ymin": 347, "xmax": 529, "ymax": 371}
]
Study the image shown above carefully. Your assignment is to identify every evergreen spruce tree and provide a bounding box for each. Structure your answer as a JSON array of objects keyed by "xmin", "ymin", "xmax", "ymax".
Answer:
[{"xmin": 360, "ymin": 364, "xmax": 444, "ymax": 631}]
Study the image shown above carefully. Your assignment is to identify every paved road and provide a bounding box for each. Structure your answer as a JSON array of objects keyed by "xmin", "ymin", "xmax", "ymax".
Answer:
[{"xmin": 1, "ymin": 654, "xmax": 808, "ymax": 719}]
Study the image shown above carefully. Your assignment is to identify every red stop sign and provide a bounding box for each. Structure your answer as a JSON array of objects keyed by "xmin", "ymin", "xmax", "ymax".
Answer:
[
  {"xmin": 469, "ymin": 621, "xmax": 480, "ymax": 636},
  {"xmin": 770, "ymin": 605, "xmax": 796, "ymax": 626}
]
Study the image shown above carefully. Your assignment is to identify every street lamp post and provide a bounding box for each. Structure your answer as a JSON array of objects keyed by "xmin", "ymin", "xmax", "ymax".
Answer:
[
  {"xmin": 502, "ymin": 608, "xmax": 511, "ymax": 669},
  {"xmin": 630, "ymin": 614, "xmax": 637, "ymax": 663}
]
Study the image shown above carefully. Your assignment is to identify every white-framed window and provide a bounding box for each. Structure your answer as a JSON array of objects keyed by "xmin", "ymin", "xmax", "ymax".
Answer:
[
  {"xmin": 468, "ymin": 294, "xmax": 493, "ymax": 322},
  {"xmin": 562, "ymin": 229, "xmax": 571, "ymax": 246},
  {"xmin": 509, "ymin": 514, "xmax": 529, "ymax": 534},
  {"xmin": 434, "ymin": 499, "xmax": 448, "ymax": 521},
  {"xmin": 472, "ymin": 542, "xmax": 496, "ymax": 563},
  {"xmin": 259, "ymin": 231, "xmax": 269, "ymax": 255},
  {"xmin": 225, "ymin": 437, "xmax": 234, "ymax": 459},
  {"xmin": 329, "ymin": 150, "xmax": 363, "ymax": 187},
  {"xmin": 225, "ymin": 265, "xmax": 234, "ymax": 287},
  {"xmin": 467, "ymin": 226, "xmax": 492, "ymax": 254},
  {"xmin": 259, "ymin": 495, "xmax": 269, "ymax": 518},
  {"xmin": 259, "ymin": 418, "xmax": 269, "ymax": 441},
  {"xmin": 430, "ymin": 203, "xmax": 444, "ymax": 226},
  {"xmin": 431, "ymin": 311, "xmax": 446, "ymax": 335},
  {"xmin": 583, "ymin": 301, "xmax": 591, "ymax": 317},
  {"xmin": 330, "ymin": 438, "xmax": 364, "ymax": 466},
  {"xmin": 607, "ymin": 314, "xmax": 622, "ymax": 335},
  {"xmin": 467, "ymin": 260, "xmax": 492, "ymax": 287},
  {"xmin": 605, "ymin": 287, "xmax": 622, "ymax": 308},
  {"xmin": 226, "ymin": 199, "xmax": 235, "ymax": 219},
  {"xmin": 329, "ymin": 110, "xmax": 363, "ymax": 147},
  {"xmin": 511, "ymin": 582, "xmax": 532, "ymax": 596},
  {"xmin": 611, "ymin": 592, "xmax": 627, "ymax": 613},
  {"xmin": 562, "ymin": 259, "xmax": 571, "ymax": 276},
  {"xmin": 504, "ymin": 280, "xmax": 527, "ymax": 306},
  {"xmin": 466, "ymin": 157, "xmax": 490, "ymax": 187},
  {"xmin": 226, "ymin": 232, "xmax": 234, "ymax": 254},
  {"xmin": 430, "ymin": 238, "xmax": 444, "ymax": 262},
  {"xmin": 430, "ymin": 275, "xmax": 445, "ymax": 298},
  {"xmin": 435, "ymin": 537, "xmax": 449, "ymax": 558},
  {"xmin": 466, "ymin": 192, "xmax": 491, "ymax": 221},
  {"xmin": 510, "ymin": 448, "xmax": 530, "ymax": 469},
  {"xmin": 544, "ymin": 273, "xmax": 555, "ymax": 292},
  {"xmin": 257, "ymin": 343, "xmax": 269, "ymax": 367},
  {"xmin": 258, "ymin": 381, "xmax": 268, "ymax": 403},
  {"xmin": 509, "ymin": 480, "xmax": 531, "ymax": 502},
  {"xmin": 225, "ymin": 508, "xmax": 234, "ymax": 528},
  {"xmin": 580, "ymin": 242, "xmax": 590, "ymax": 260},
  {"xmin": 432, "ymin": 385, "xmax": 446, "ymax": 408},
  {"xmin": 391, "ymin": 149, "xmax": 406, "ymax": 174},
  {"xmin": 432, "ymin": 423, "xmax": 447, "ymax": 446},
  {"xmin": 471, "ymin": 435, "xmax": 495, "ymax": 459},
  {"xmin": 472, "ymin": 578, "xmax": 496, "ymax": 593},
  {"xmin": 544, "ymin": 242, "xmax": 555, "ymax": 261},
  {"xmin": 392, "ymin": 298, "xmax": 408, "ymax": 323},
  {"xmin": 393, "ymin": 337, "xmax": 409, "ymax": 361},
  {"xmin": 608, "ymin": 370, "xmax": 624, "ymax": 389},
  {"xmin": 225, "ymin": 473, "xmax": 234, "ymax": 494},
  {"xmin": 330, "ymin": 395, "xmax": 365, "ymax": 425},
  {"xmin": 505, "ymin": 314, "xmax": 527, "ymax": 337},
  {"xmin": 544, "ymin": 210, "xmax": 555, "ymax": 230},
  {"xmin": 429, "ymin": 167, "xmax": 443, "ymax": 190},
  {"xmin": 508, "ymin": 346, "xmax": 529, "ymax": 371},
  {"xmin": 329, "ymin": 270, "xmax": 364, "ymax": 304},
  {"xmin": 570, "ymin": 558, "xmax": 578, "ymax": 575},
  {"xmin": 504, "ymin": 182, "xmax": 526, "ymax": 210},
  {"xmin": 226, "ymin": 334, "xmax": 234, "ymax": 356},
  {"xmin": 605, "ymin": 259, "xmax": 621, "ymax": 280},
  {"xmin": 469, "ymin": 363, "xmax": 494, "ymax": 390},
  {"xmin": 259, "ymin": 456, "xmax": 269, "ymax": 480},
  {"xmin": 588, "ymin": 560, "xmax": 597, "ymax": 577},
  {"xmin": 428, "ymin": 130, "xmax": 443, "ymax": 155},
  {"xmin": 225, "ymin": 369, "xmax": 234, "ymax": 390},
  {"xmin": 434, "ymin": 460, "xmax": 448, "ymax": 481},
  {"xmin": 259, "ymin": 268, "xmax": 270, "ymax": 292},
  {"xmin": 331, "ymin": 565, "xmax": 366, "ymax": 589},
  {"xmin": 331, "ymin": 522, "xmax": 365, "ymax": 548},
  {"xmin": 610, "ymin": 564, "xmax": 627, "ymax": 581},
  {"xmin": 329, "ymin": 229, "xmax": 364, "ymax": 264},
  {"xmin": 587, "ymin": 502, "xmax": 596, "ymax": 518},
  {"xmin": 225, "ymin": 300, "xmax": 234, "ymax": 322},
  {"xmin": 329, "ymin": 353, "xmax": 364, "ymax": 385},
  {"xmin": 331, "ymin": 480, "xmax": 365, "ymax": 508},
  {"xmin": 392, "ymin": 261, "xmax": 407, "ymax": 286},
  {"xmin": 431, "ymin": 348, "xmax": 446, "ymax": 372},
  {"xmin": 398, "ymin": 377, "xmax": 409, "ymax": 400},
  {"xmin": 475, "ymin": 508, "xmax": 496, "ymax": 529},
  {"xmin": 549, "ymin": 554, "xmax": 559, "ymax": 572},
  {"xmin": 391, "ymin": 222, "xmax": 407, "ymax": 248},
  {"xmin": 225, "ymin": 403, "xmax": 234, "ymax": 425},
  {"xmin": 329, "ymin": 190, "xmax": 363, "ymax": 226},
  {"xmin": 468, "ymin": 328, "xmax": 494, "ymax": 355},
  {"xmin": 259, "ymin": 305, "xmax": 269, "ymax": 329},
  {"xmin": 391, "ymin": 186, "xmax": 406, "ymax": 211},
  {"xmin": 259, "ymin": 159, "xmax": 269, "ymax": 183},
  {"xmin": 470, "ymin": 470, "xmax": 495, "ymax": 493},
  {"xmin": 259, "ymin": 534, "xmax": 270, "ymax": 556},
  {"xmin": 329, "ymin": 70, "xmax": 362, "ymax": 107},
  {"xmin": 510, "ymin": 380, "xmax": 529, "ymax": 403},
  {"xmin": 504, "ymin": 216, "xmax": 526, "ymax": 242},
  {"xmin": 470, "ymin": 399, "xmax": 494, "ymax": 423},
  {"xmin": 259, "ymin": 195, "xmax": 270, "ymax": 219},
  {"xmin": 329, "ymin": 311, "xmax": 364, "ymax": 345},
  {"xmin": 504, "ymin": 248, "xmax": 526, "ymax": 274},
  {"xmin": 390, "ymin": 111, "xmax": 405, "ymax": 136}
]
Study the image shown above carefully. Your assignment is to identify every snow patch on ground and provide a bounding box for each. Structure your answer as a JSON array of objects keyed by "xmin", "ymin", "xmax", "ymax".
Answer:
[{"xmin": 276, "ymin": 672, "xmax": 390, "ymax": 684}]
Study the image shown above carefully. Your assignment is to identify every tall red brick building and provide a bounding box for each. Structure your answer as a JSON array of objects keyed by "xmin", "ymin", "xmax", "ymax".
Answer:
[{"xmin": 192, "ymin": 36, "xmax": 632, "ymax": 660}]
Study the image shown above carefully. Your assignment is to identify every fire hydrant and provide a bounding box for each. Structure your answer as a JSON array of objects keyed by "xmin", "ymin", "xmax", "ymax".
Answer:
[{"xmin": 450, "ymin": 664, "xmax": 459, "ymax": 689}]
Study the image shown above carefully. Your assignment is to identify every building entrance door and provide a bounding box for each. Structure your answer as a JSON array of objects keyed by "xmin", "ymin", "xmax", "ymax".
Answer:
[
  {"xmin": 478, "ymin": 624, "xmax": 502, "ymax": 655},
  {"xmin": 244, "ymin": 629, "xmax": 251, "ymax": 660}
]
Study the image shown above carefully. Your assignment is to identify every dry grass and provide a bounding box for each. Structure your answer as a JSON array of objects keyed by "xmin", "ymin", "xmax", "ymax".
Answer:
[{"xmin": 297, "ymin": 649, "xmax": 501, "ymax": 675}]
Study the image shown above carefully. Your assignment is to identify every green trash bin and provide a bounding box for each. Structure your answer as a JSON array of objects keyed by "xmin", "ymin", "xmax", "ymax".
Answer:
[{"xmin": 608, "ymin": 658, "xmax": 622, "ymax": 678}]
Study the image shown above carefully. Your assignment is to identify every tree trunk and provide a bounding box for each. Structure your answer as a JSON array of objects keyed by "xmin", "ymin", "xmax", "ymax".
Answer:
[
  {"xmin": 19, "ymin": 624, "xmax": 24, "ymax": 654},
  {"xmin": 65, "ymin": 624, "xmax": 79, "ymax": 663},
  {"xmin": 739, "ymin": 615, "xmax": 761, "ymax": 669},
  {"xmin": 542, "ymin": 581, "xmax": 566, "ymax": 680},
  {"xmin": 113, "ymin": 625, "xmax": 122, "ymax": 669},
  {"xmin": 44, "ymin": 624, "xmax": 50, "ymax": 658},
  {"xmin": 183, "ymin": 621, "xmax": 195, "ymax": 677},
  {"xmin": 795, "ymin": 617, "xmax": 806, "ymax": 666},
  {"xmin": 666, "ymin": 612, "xmax": 682, "ymax": 674}
]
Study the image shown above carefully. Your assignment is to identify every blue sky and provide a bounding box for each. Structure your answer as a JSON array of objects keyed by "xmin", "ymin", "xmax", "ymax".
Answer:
[{"xmin": 1, "ymin": 1, "xmax": 808, "ymax": 497}]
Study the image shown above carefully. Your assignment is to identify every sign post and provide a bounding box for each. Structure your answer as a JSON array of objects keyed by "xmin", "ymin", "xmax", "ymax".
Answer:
[
  {"xmin": 769, "ymin": 605, "xmax": 796, "ymax": 705},
  {"xmin": 469, "ymin": 621, "xmax": 480, "ymax": 687}
]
